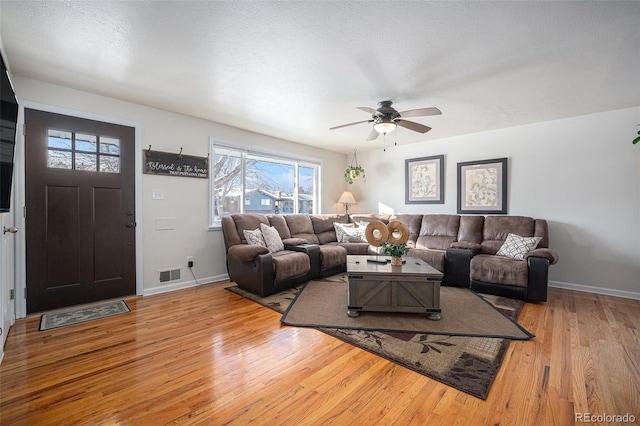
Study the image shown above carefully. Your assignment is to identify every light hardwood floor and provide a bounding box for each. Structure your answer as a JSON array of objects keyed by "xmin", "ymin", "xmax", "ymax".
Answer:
[{"xmin": 1, "ymin": 281, "xmax": 638, "ymax": 425}]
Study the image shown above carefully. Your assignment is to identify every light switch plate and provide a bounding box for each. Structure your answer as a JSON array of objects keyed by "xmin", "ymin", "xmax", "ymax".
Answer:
[{"xmin": 152, "ymin": 189, "xmax": 164, "ymax": 200}]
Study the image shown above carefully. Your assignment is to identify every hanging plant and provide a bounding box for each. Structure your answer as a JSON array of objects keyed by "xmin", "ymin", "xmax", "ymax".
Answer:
[{"xmin": 344, "ymin": 149, "xmax": 365, "ymax": 184}]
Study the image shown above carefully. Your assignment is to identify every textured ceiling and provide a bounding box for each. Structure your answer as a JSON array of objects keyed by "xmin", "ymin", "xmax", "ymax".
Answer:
[{"xmin": 1, "ymin": 1, "xmax": 639, "ymax": 154}]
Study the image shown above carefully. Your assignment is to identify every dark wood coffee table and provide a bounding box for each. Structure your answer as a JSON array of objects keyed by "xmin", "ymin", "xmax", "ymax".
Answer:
[{"xmin": 346, "ymin": 255, "xmax": 443, "ymax": 320}]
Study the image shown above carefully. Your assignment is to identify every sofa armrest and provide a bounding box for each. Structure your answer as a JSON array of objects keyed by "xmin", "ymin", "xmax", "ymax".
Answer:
[
  {"xmin": 228, "ymin": 244, "xmax": 269, "ymax": 262},
  {"xmin": 450, "ymin": 241, "xmax": 482, "ymax": 251},
  {"xmin": 525, "ymin": 248, "xmax": 559, "ymax": 265},
  {"xmin": 527, "ymin": 256, "xmax": 550, "ymax": 302},
  {"xmin": 444, "ymin": 247, "xmax": 477, "ymax": 287}
]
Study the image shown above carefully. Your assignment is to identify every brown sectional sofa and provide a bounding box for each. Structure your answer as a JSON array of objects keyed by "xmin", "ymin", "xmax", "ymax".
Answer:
[{"xmin": 221, "ymin": 213, "xmax": 558, "ymax": 302}]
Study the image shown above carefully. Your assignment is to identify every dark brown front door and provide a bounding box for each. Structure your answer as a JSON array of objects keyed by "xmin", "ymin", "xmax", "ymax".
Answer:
[{"xmin": 25, "ymin": 109, "xmax": 136, "ymax": 313}]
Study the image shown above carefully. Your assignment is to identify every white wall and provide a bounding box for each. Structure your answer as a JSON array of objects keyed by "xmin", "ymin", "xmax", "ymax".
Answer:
[
  {"xmin": 350, "ymin": 107, "xmax": 640, "ymax": 296},
  {"xmin": 12, "ymin": 77, "xmax": 347, "ymax": 296}
]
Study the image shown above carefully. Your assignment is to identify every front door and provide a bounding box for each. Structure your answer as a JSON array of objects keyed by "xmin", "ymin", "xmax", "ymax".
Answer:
[{"xmin": 25, "ymin": 109, "xmax": 136, "ymax": 313}]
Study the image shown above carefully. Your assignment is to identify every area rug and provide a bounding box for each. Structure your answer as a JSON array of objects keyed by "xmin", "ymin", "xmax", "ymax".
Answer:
[
  {"xmin": 281, "ymin": 275, "xmax": 533, "ymax": 339},
  {"xmin": 39, "ymin": 300, "xmax": 130, "ymax": 331},
  {"xmin": 226, "ymin": 275, "xmax": 532, "ymax": 399}
]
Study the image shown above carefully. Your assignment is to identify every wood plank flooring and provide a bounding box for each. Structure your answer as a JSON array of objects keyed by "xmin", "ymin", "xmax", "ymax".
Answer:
[{"xmin": 0, "ymin": 282, "xmax": 638, "ymax": 425}]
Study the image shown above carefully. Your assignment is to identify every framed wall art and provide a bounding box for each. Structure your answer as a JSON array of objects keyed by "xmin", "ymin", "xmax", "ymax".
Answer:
[
  {"xmin": 405, "ymin": 154, "xmax": 444, "ymax": 204},
  {"xmin": 457, "ymin": 157, "xmax": 508, "ymax": 214}
]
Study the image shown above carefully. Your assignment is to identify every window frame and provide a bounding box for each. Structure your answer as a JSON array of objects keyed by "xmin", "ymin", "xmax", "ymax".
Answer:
[{"xmin": 209, "ymin": 138, "xmax": 322, "ymax": 229}]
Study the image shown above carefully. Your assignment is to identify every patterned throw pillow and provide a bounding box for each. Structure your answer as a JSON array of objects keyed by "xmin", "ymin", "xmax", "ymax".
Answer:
[
  {"xmin": 243, "ymin": 228, "xmax": 266, "ymax": 247},
  {"xmin": 333, "ymin": 222, "xmax": 355, "ymax": 242},
  {"xmin": 260, "ymin": 223, "xmax": 284, "ymax": 253},
  {"xmin": 341, "ymin": 226, "xmax": 366, "ymax": 243},
  {"xmin": 496, "ymin": 233, "xmax": 542, "ymax": 260}
]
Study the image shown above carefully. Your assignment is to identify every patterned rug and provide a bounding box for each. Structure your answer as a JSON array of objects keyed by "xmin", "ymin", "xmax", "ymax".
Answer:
[
  {"xmin": 226, "ymin": 276, "xmax": 530, "ymax": 400},
  {"xmin": 39, "ymin": 300, "xmax": 130, "ymax": 331}
]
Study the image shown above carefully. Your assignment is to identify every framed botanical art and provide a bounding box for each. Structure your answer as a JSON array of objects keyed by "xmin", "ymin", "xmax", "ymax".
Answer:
[
  {"xmin": 457, "ymin": 157, "xmax": 508, "ymax": 214},
  {"xmin": 405, "ymin": 154, "xmax": 444, "ymax": 204}
]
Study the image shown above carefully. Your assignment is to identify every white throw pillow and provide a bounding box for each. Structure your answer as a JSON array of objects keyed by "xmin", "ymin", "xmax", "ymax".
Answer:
[
  {"xmin": 260, "ymin": 223, "xmax": 284, "ymax": 253},
  {"xmin": 333, "ymin": 222, "xmax": 355, "ymax": 242},
  {"xmin": 496, "ymin": 233, "xmax": 542, "ymax": 260},
  {"xmin": 243, "ymin": 228, "xmax": 266, "ymax": 247},
  {"xmin": 340, "ymin": 226, "xmax": 366, "ymax": 243}
]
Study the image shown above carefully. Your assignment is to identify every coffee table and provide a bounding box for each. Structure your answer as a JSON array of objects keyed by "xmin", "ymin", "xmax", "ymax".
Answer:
[{"xmin": 346, "ymin": 255, "xmax": 443, "ymax": 320}]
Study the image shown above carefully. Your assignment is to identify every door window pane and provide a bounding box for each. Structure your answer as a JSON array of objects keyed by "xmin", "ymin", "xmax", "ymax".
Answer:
[
  {"xmin": 75, "ymin": 153, "xmax": 97, "ymax": 171},
  {"xmin": 48, "ymin": 130, "xmax": 72, "ymax": 149},
  {"xmin": 100, "ymin": 155, "xmax": 120, "ymax": 173},
  {"xmin": 100, "ymin": 137, "xmax": 120, "ymax": 155},
  {"xmin": 47, "ymin": 150, "xmax": 72, "ymax": 169},
  {"xmin": 76, "ymin": 134, "xmax": 97, "ymax": 152}
]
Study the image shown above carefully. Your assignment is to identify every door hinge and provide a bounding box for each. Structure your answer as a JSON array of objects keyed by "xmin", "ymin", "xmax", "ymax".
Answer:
[
  {"xmin": 9, "ymin": 289, "xmax": 15, "ymax": 300},
  {"xmin": 23, "ymin": 123, "xmax": 26, "ymax": 136},
  {"xmin": 23, "ymin": 205, "xmax": 26, "ymax": 218}
]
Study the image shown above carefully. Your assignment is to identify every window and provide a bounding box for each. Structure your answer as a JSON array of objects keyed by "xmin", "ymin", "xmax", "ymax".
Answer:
[
  {"xmin": 47, "ymin": 129, "xmax": 120, "ymax": 173},
  {"xmin": 210, "ymin": 139, "xmax": 321, "ymax": 227}
]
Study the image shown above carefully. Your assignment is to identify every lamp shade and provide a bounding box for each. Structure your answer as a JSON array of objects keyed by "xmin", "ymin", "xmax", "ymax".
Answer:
[{"xmin": 338, "ymin": 191, "xmax": 356, "ymax": 204}]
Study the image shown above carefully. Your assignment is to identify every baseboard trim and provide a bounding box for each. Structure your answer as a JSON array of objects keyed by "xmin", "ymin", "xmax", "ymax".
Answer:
[
  {"xmin": 144, "ymin": 274, "xmax": 230, "ymax": 296},
  {"xmin": 549, "ymin": 280, "xmax": 640, "ymax": 301}
]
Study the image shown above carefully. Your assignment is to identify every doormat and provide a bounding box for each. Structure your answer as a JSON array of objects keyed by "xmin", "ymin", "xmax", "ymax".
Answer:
[
  {"xmin": 39, "ymin": 300, "xmax": 130, "ymax": 331},
  {"xmin": 226, "ymin": 275, "xmax": 530, "ymax": 400}
]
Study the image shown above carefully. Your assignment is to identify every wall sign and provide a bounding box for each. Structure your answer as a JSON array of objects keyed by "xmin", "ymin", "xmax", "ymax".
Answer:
[{"xmin": 144, "ymin": 148, "xmax": 208, "ymax": 178}]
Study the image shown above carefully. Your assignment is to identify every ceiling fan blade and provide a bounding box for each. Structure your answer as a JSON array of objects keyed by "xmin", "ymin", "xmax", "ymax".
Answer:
[
  {"xmin": 357, "ymin": 106, "xmax": 383, "ymax": 116},
  {"xmin": 366, "ymin": 128, "xmax": 380, "ymax": 141},
  {"xmin": 396, "ymin": 119, "xmax": 432, "ymax": 133},
  {"xmin": 329, "ymin": 119, "xmax": 373, "ymax": 130},
  {"xmin": 398, "ymin": 107, "xmax": 442, "ymax": 118}
]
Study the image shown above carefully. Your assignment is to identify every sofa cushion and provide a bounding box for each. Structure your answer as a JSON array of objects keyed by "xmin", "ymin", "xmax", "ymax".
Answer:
[
  {"xmin": 319, "ymin": 245, "xmax": 347, "ymax": 270},
  {"xmin": 260, "ymin": 223, "xmax": 284, "ymax": 253},
  {"xmin": 311, "ymin": 214, "xmax": 348, "ymax": 244},
  {"xmin": 482, "ymin": 216, "xmax": 535, "ymax": 254},
  {"xmin": 416, "ymin": 214, "xmax": 460, "ymax": 250},
  {"xmin": 243, "ymin": 228, "xmax": 267, "ymax": 247},
  {"xmin": 496, "ymin": 233, "xmax": 542, "ymax": 260},
  {"xmin": 458, "ymin": 215, "xmax": 484, "ymax": 244},
  {"xmin": 284, "ymin": 214, "xmax": 320, "ymax": 244},
  {"xmin": 389, "ymin": 214, "xmax": 423, "ymax": 247},
  {"xmin": 266, "ymin": 215, "xmax": 292, "ymax": 239},
  {"xmin": 232, "ymin": 214, "xmax": 270, "ymax": 244},
  {"xmin": 407, "ymin": 249, "xmax": 445, "ymax": 272},
  {"xmin": 470, "ymin": 254, "xmax": 528, "ymax": 287},
  {"xmin": 271, "ymin": 251, "xmax": 311, "ymax": 281}
]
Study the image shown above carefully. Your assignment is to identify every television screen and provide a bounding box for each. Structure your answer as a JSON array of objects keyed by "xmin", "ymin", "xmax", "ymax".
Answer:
[{"xmin": 0, "ymin": 54, "xmax": 18, "ymax": 213}]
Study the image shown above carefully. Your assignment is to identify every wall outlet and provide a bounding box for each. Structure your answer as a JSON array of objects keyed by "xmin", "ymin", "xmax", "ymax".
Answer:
[{"xmin": 187, "ymin": 256, "xmax": 194, "ymax": 268}]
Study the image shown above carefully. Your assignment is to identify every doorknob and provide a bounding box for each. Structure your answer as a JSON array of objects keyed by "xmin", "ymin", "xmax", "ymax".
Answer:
[
  {"xmin": 125, "ymin": 222, "xmax": 136, "ymax": 228},
  {"xmin": 3, "ymin": 226, "xmax": 18, "ymax": 234}
]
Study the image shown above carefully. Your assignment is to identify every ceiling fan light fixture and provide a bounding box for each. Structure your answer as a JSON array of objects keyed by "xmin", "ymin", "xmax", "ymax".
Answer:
[{"xmin": 373, "ymin": 120, "xmax": 397, "ymax": 134}]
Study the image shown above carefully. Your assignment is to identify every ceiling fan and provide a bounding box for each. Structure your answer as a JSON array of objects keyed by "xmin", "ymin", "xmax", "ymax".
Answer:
[{"xmin": 330, "ymin": 100, "xmax": 442, "ymax": 141}]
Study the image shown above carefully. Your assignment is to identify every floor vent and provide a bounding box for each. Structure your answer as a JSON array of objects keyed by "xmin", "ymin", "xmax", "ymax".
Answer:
[{"xmin": 159, "ymin": 268, "xmax": 181, "ymax": 283}]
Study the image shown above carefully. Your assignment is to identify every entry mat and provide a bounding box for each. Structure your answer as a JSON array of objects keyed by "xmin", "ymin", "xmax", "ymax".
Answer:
[{"xmin": 39, "ymin": 300, "xmax": 130, "ymax": 331}]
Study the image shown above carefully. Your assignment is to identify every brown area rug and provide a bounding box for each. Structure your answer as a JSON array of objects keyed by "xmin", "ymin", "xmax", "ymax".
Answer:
[
  {"xmin": 226, "ymin": 274, "xmax": 533, "ymax": 399},
  {"xmin": 281, "ymin": 275, "xmax": 533, "ymax": 340}
]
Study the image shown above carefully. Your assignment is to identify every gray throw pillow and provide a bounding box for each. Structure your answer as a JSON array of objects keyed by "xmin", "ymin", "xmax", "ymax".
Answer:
[
  {"xmin": 260, "ymin": 223, "xmax": 284, "ymax": 253},
  {"xmin": 496, "ymin": 233, "xmax": 542, "ymax": 260}
]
